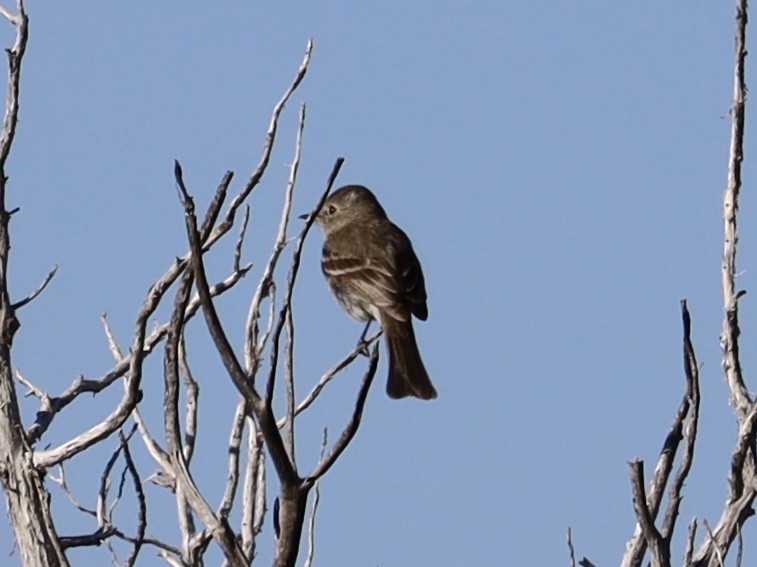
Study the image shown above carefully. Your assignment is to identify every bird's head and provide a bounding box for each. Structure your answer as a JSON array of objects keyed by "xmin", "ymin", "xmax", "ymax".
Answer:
[{"xmin": 301, "ymin": 184, "xmax": 387, "ymax": 235}]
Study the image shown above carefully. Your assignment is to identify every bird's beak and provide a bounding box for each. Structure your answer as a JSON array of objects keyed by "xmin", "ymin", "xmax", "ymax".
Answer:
[{"xmin": 298, "ymin": 213, "xmax": 311, "ymax": 221}]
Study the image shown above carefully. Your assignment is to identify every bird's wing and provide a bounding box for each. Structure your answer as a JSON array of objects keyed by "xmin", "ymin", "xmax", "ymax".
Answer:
[
  {"xmin": 322, "ymin": 221, "xmax": 428, "ymax": 323},
  {"xmin": 387, "ymin": 223, "xmax": 428, "ymax": 321}
]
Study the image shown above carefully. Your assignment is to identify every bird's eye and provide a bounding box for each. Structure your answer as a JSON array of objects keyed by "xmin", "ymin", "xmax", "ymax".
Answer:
[{"xmin": 328, "ymin": 205, "xmax": 337, "ymax": 215}]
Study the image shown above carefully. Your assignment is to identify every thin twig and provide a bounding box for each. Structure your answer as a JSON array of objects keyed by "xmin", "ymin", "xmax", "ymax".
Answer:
[
  {"xmin": 163, "ymin": 269, "xmax": 192, "ymax": 458},
  {"xmin": 12, "ymin": 264, "xmax": 57, "ymax": 309},
  {"xmin": 567, "ymin": 527, "xmax": 577, "ymax": 567},
  {"xmin": 178, "ymin": 337, "xmax": 198, "ymax": 463},
  {"xmin": 205, "ymin": 39, "xmax": 314, "ymax": 251},
  {"xmin": 26, "ymin": 267, "xmax": 249, "ymax": 445},
  {"xmin": 119, "ymin": 429, "xmax": 146, "ymax": 567},
  {"xmin": 48, "ymin": 463, "xmax": 97, "ymax": 518},
  {"xmin": 101, "ymin": 312, "xmax": 125, "ymax": 361},
  {"xmin": 200, "ymin": 170, "xmax": 233, "ymax": 243},
  {"xmin": 304, "ymin": 428, "xmax": 328, "ymax": 567},
  {"xmin": 702, "ymin": 520, "xmax": 725, "ymax": 567},
  {"xmin": 233, "ymin": 205, "xmax": 250, "ymax": 273},
  {"xmin": 97, "ymin": 435, "xmax": 127, "ymax": 528},
  {"xmin": 0, "ymin": 4, "xmax": 18, "ymax": 25},
  {"xmin": 158, "ymin": 550, "xmax": 185, "ymax": 567},
  {"xmin": 621, "ymin": 303, "xmax": 702, "ymax": 567},
  {"xmin": 264, "ymin": 153, "xmax": 344, "ymax": 424},
  {"xmin": 241, "ymin": 422, "xmax": 266, "ymax": 561},
  {"xmin": 683, "ymin": 518, "xmax": 697, "ymax": 567},
  {"xmin": 247, "ymin": 154, "xmax": 344, "ymax": 386},
  {"xmin": 266, "ymin": 153, "xmax": 345, "ymax": 406},
  {"xmin": 276, "ymin": 330, "xmax": 381, "ymax": 427},
  {"xmin": 251, "ymin": 429, "xmax": 267, "ymax": 536},
  {"xmin": 218, "ymin": 398, "xmax": 247, "ymax": 519},
  {"xmin": 0, "ymin": 0, "xmax": 26, "ymax": 168},
  {"xmin": 177, "ymin": 159, "xmax": 296, "ymax": 490},
  {"xmin": 659, "ymin": 301, "xmax": 701, "ymax": 543},
  {"xmin": 33, "ymin": 265, "xmax": 162, "ymax": 468},
  {"xmin": 305, "ymin": 343, "xmax": 379, "ymax": 484},
  {"xmin": 164, "ymin": 268, "xmax": 197, "ymax": 551},
  {"xmin": 282, "ymin": 103, "xmax": 308, "ymax": 464},
  {"xmin": 14, "ymin": 368, "xmax": 45, "ymax": 399}
]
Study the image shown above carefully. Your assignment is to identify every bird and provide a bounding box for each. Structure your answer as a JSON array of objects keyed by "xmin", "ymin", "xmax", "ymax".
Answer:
[{"xmin": 305, "ymin": 184, "xmax": 437, "ymax": 400}]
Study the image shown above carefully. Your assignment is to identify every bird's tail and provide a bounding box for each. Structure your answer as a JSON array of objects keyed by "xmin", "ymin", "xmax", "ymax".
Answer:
[{"xmin": 383, "ymin": 317, "xmax": 437, "ymax": 400}]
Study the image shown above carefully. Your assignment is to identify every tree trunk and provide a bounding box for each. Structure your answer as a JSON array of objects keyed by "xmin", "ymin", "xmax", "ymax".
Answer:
[
  {"xmin": 0, "ymin": 342, "xmax": 69, "ymax": 567},
  {"xmin": 273, "ymin": 483, "xmax": 310, "ymax": 567}
]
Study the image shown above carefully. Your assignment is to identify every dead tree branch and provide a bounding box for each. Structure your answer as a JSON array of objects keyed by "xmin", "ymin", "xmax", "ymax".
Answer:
[
  {"xmin": 0, "ymin": 14, "xmax": 378, "ymax": 564},
  {"xmin": 178, "ymin": 152, "xmax": 356, "ymax": 567},
  {"xmin": 689, "ymin": 1, "xmax": 756, "ymax": 564},
  {"xmin": 0, "ymin": 2, "xmax": 71, "ymax": 564},
  {"xmin": 619, "ymin": 301, "xmax": 701, "ymax": 567}
]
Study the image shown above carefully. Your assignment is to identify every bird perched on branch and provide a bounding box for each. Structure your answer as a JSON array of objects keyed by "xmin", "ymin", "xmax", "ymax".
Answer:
[{"xmin": 305, "ymin": 184, "xmax": 437, "ymax": 400}]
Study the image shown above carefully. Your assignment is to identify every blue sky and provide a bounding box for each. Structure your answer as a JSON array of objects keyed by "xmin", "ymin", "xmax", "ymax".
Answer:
[{"xmin": 0, "ymin": 2, "xmax": 748, "ymax": 566}]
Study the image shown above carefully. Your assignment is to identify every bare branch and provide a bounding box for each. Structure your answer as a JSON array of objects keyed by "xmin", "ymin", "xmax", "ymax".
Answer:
[
  {"xmin": 163, "ymin": 269, "xmax": 193, "ymax": 459},
  {"xmin": 258, "ymin": 101, "xmax": 306, "ymax": 408},
  {"xmin": 0, "ymin": 13, "xmax": 347, "ymax": 567},
  {"xmin": 0, "ymin": 4, "xmax": 19, "ymax": 25},
  {"xmin": 683, "ymin": 518, "xmax": 697, "ymax": 567},
  {"xmin": 59, "ymin": 527, "xmax": 118, "ymax": 550},
  {"xmin": 282, "ymin": 103, "xmax": 307, "ymax": 463},
  {"xmin": 101, "ymin": 312, "xmax": 125, "ymax": 361},
  {"xmin": 621, "ymin": 302, "xmax": 702, "ymax": 567},
  {"xmin": 567, "ymin": 527, "xmax": 577, "ymax": 567},
  {"xmin": 218, "ymin": 398, "xmax": 247, "ymax": 519},
  {"xmin": 253, "ymin": 446, "xmax": 266, "ymax": 535},
  {"xmin": 692, "ymin": 489, "xmax": 755, "ymax": 566},
  {"xmin": 720, "ymin": 0, "xmax": 751, "ymax": 416},
  {"xmin": 132, "ymin": 401, "xmax": 171, "ymax": 481},
  {"xmin": 688, "ymin": 6, "xmax": 757, "ymax": 565},
  {"xmin": 200, "ymin": 170, "xmax": 233, "ymax": 242},
  {"xmin": 25, "ymin": 266, "xmax": 249, "ymax": 445},
  {"xmin": 119, "ymin": 429, "xmax": 146, "ymax": 567},
  {"xmin": 48, "ymin": 463, "xmax": 96, "ymax": 518},
  {"xmin": 244, "ymin": 275, "xmax": 276, "ymax": 379},
  {"xmin": 178, "ymin": 338, "xmax": 198, "ymax": 463},
  {"xmin": 171, "ymin": 448, "xmax": 247, "ymax": 566},
  {"xmin": 206, "ymin": 39, "xmax": 314, "ymax": 250},
  {"xmin": 702, "ymin": 520, "xmax": 726, "ymax": 567},
  {"xmin": 264, "ymin": 154, "xmax": 344, "ymax": 406},
  {"xmin": 629, "ymin": 459, "xmax": 668, "ymax": 566},
  {"xmin": 97, "ymin": 431, "xmax": 128, "ymax": 528},
  {"xmin": 660, "ymin": 301, "xmax": 701, "ymax": 541},
  {"xmin": 304, "ymin": 429, "xmax": 328, "ymax": 567},
  {"xmin": 305, "ymin": 344, "xmax": 379, "ymax": 484},
  {"xmin": 278, "ymin": 330, "xmax": 381, "ymax": 427},
  {"xmin": 14, "ymin": 367, "xmax": 45, "ymax": 399},
  {"xmin": 245, "ymin": 155, "xmax": 344, "ymax": 384},
  {"xmin": 176, "ymin": 159, "xmax": 296, "ymax": 488},
  {"xmin": 233, "ymin": 204, "xmax": 250, "ymax": 273},
  {"xmin": 0, "ymin": 0, "xmax": 26, "ymax": 167},
  {"xmin": 12, "ymin": 264, "xmax": 57, "ymax": 309},
  {"xmin": 240, "ymin": 418, "xmax": 266, "ymax": 559},
  {"xmin": 158, "ymin": 550, "xmax": 185, "ymax": 567},
  {"xmin": 162, "ymin": 268, "xmax": 198, "ymax": 554},
  {"xmin": 0, "ymin": 5, "xmax": 66, "ymax": 564},
  {"xmin": 33, "ymin": 268, "xmax": 163, "ymax": 468}
]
